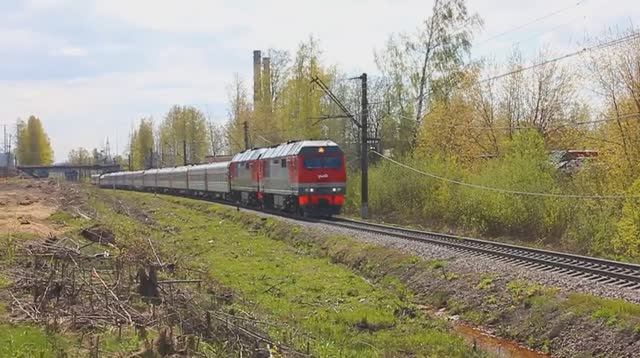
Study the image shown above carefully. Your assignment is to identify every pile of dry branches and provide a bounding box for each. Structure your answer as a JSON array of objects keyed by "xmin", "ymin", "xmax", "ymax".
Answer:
[{"xmin": 5, "ymin": 231, "xmax": 306, "ymax": 357}]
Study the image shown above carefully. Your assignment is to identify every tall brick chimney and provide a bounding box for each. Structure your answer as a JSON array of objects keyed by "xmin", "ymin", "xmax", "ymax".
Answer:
[{"xmin": 253, "ymin": 50, "xmax": 262, "ymax": 104}]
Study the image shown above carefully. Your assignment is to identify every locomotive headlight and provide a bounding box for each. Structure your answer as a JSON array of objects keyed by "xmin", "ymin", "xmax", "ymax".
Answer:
[
  {"xmin": 332, "ymin": 188, "xmax": 337, "ymax": 192},
  {"xmin": 309, "ymin": 188, "xmax": 315, "ymax": 192}
]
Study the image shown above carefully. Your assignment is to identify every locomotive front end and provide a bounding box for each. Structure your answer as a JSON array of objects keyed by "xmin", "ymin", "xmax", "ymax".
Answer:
[{"xmin": 297, "ymin": 144, "xmax": 346, "ymax": 216}]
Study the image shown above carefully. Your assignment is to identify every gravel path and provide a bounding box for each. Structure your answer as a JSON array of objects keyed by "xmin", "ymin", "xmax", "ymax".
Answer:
[{"xmin": 252, "ymin": 210, "xmax": 640, "ymax": 303}]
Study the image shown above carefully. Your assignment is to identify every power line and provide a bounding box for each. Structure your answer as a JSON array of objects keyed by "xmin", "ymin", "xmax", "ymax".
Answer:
[
  {"xmin": 371, "ymin": 150, "xmax": 640, "ymax": 200},
  {"xmin": 475, "ymin": 0, "xmax": 587, "ymax": 47},
  {"xmin": 386, "ymin": 110, "xmax": 640, "ymax": 132},
  {"xmin": 480, "ymin": 31, "xmax": 640, "ymax": 83},
  {"xmin": 511, "ymin": 14, "xmax": 586, "ymax": 48}
]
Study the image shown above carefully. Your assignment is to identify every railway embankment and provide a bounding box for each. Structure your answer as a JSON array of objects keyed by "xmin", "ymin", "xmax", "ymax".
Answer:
[
  {"xmin": 224, "ymin": 205, "xmax": 640, "ymax": 357},
  {"xmin": 0, "ymin": 180, "xmax": 479, "ymax": 356},
  {"xmin": 2, "ymin": 179, "xmax": 640, "ymax": 356}
]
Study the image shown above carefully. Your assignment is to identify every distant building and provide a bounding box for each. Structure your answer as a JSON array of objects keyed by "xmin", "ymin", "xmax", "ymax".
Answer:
[{"xmin": 550, "ymin": 150, "xmax": 598, "ymax": 173}]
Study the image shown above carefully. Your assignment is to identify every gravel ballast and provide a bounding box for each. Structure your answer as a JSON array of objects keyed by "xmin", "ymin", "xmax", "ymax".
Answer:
[{"xmin": 262, "ymin": 212, "xmax": 640, "ymax": 303}]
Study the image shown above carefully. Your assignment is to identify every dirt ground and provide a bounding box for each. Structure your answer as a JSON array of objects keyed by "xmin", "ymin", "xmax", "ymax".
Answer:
[{"xmin": 0, "ymin": 178, "xmax": 62, "ymax": 237}]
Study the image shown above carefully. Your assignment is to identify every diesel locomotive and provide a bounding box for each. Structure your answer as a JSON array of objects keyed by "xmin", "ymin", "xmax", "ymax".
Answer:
[{"xmin": 95, "ymin": 140, "xmax": 347, "ymax": 216}]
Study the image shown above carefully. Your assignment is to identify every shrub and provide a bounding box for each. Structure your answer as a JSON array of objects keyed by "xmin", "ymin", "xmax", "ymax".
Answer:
[{"xmin": 612, "ymin": 178, "xmax": 640, "ymax": 259}]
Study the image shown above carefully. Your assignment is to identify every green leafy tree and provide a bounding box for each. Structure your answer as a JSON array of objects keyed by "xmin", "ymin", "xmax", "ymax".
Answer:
[
  {"xmin": 67, "ymin": 147, "xmax": 93, "ymax": 165},
  {"xmin": 92, "ymin": 148, "xmax": 111, "ymax": 165},
  {"xmin": 129, "ymin": 118, "xmax": 155, "ymax": 170},
  {"xmin": 226, "ymin": 74, "xmax": 253, "ymax": 153},
  {"xmin": 612, "ymin": 179, "xmax": 640, "ymax": 259},
  {"xmin": 16, "ymin": 115, "xmax": 54, "ymax": 165},
  {"xmin": 276, "ymin": 36, "xmax": 327, "ymax": 141},
  {"xmin": 159, "ymin": 106, "xmax": 208, "ymax": 166}
]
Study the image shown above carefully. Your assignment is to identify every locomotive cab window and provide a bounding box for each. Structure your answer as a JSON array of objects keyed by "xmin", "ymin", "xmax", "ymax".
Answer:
[{"xmin": 303, "ymin": 156, "xmax": 342, "ymax": 169}]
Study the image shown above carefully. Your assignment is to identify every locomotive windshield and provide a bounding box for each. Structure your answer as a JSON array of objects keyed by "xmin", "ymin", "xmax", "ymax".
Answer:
[
  {"xmin": 303, "ymin": 157, "xmax": 343, "ymax": 169},
  {"xmin": 300, "ymin": 146, "xmax": 344, "ymax": 169}
]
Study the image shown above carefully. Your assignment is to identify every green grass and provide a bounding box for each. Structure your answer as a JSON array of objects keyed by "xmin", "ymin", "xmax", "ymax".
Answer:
[
  {"xmin": 99, "ymin": 190, "xmax": 480, "ymax": 357},
  {"xmin": 0, "ymin": 325, "xmax": 66, "ymax": 357},
  {"xmin": 476, "ymin": 275, "xmax": 495, "ymax": 290},
  {"xmin": 0, "ymin": 232, "xmax": 41, "ymax": 264},
  {"xmin": 566, "ymin": 293, "xmax": 640, "ymax": 328},
  {"xmin": 99, "ymin": 328, "xmax": 146, "ymax": 355},
  {"xmin": 0, "ymin": 274, "xmax": 10, "ymax": 289},
  {"xmin": 15, "ymin": 184, "xmax": 640, "ymax": 356},
  {"xmin": 506, "ymin": 280, "xmax": 550, "ymax": 304}
]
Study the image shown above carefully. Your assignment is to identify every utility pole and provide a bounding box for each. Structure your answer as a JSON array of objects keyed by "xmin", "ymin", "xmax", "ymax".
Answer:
[
  {"xmin": 243, "ymin": 121, "xmax": 250, "ymax": 150},
  {"xmin": 183, "ymin": 113, "xmax": 188, "ymax": 166},
  {"xmin": 149, "ymin": 147, "xmax": 153, "ymax": 169},
  {"xmin": 310, "ymin": 74, "xmax": 369, "ymax": 219},
  {"xmin": 360, "ymin": 73, "xmax": 369, "ymax": 219},
  {"xmin": 183, "ymin": 140, "xmax": 187, "ymax": 166}
]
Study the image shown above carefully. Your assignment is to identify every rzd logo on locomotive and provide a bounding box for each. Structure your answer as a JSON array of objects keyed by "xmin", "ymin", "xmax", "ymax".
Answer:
[{"xmin": 317, "ymin": 173, "xmax": 329, "ymax": 179}]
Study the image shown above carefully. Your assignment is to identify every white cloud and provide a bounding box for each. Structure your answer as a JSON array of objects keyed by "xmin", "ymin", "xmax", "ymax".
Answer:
[
  {"xmin": 3, "ymin": 0, "xmax": 640, "ymax": 161},
  {"xmin": 93, "ymin": 0, "xmax": 440, "ymax": 71},
  {"xmin": 25, "ymin": 0, "xmax": 77, "ymax": 11},
  {"xmin": 0, "ymin": 28, "xmax": 63, "ymax": 52},
  {"xmin": 51, "ymin": 46, "xmax": 88, "ymax": 57},
  {"xmin": 0, "ymin": 45, "xmax": 230, "ymax": 161},
  {"xmin": 91, "ymin": 0, "xmax": 640, "ymax": 71}
]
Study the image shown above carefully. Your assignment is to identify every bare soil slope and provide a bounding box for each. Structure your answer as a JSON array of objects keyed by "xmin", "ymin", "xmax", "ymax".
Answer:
[{"xmin": 0, "ymin": 178, "xmax": 62, "ymax": 237}]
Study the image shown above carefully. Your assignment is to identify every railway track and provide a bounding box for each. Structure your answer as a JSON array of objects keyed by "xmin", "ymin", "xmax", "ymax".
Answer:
[
  {"xmin": 319, "ymin": 217, "xmax": 640, "ymax": 290},
  {"xmin": 104, "ymin": 188, "xmax": 640, "ymax": 290}
]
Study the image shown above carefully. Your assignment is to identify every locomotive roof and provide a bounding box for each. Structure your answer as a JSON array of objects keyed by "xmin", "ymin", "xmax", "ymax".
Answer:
[{"xmin": 231, "ymin": 140, "xmax": 339, "ymax": 162}]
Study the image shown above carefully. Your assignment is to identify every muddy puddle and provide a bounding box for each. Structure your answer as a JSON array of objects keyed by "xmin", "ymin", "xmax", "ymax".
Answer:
[
  {"xmin": 419, "ymin": 306, "xmax": 549, "ymax": 357},
  {"xmin": 454, "ymin": 322, "xmax": 549, "ymax": 358}
]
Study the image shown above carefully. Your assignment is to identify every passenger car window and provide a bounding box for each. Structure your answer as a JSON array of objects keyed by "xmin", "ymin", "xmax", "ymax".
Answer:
[{"xmin": 281, "ymin": 159, "xmax": 287, "ymax": 168}]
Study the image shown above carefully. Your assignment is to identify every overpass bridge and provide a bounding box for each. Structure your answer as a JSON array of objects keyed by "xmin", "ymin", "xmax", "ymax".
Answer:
[{"xmin": 17, "ymin": 164, "xmax": 121, "ymax": 181}]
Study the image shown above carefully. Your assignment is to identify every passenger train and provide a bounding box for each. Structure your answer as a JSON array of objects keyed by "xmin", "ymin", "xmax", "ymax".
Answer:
[{"xmin": 94, "ymin": 140, "xmax": 347, "ymax": 216}]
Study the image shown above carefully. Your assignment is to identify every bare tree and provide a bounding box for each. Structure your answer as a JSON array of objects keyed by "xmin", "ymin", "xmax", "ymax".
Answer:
[
  {"xmin": 376, "ymin": 0, "xmax": 482, "ymax": 149},
  {"xmin": 207, "ymin": 119, "xmax": 228, "ymax": 156},
  {"xmin": 586, "ymin": 28, "xmax": 640, "ymax": 178},
  {"xmin": 266, "ymin": 48, "xmax": 291, "ymax": 105}
]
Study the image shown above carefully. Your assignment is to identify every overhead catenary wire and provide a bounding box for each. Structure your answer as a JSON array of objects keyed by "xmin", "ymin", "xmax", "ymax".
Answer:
[
  {"xmin": 480, "ymin": 31, "xmax": 640, "ymax": 83},
  {"xmin": 475, "ymin": 0, "xmax": 587, "ymax": 47},
  {"xmin": 398, "ymin": 30, "xmax": 640, "ymax": 119},
  {"xmin": 370, "ymin": 150, "xmax": 640, "ymax": 200},
  {"xmin": 384, "ymin": 110, "xmax": 640, "ymax": 132}
]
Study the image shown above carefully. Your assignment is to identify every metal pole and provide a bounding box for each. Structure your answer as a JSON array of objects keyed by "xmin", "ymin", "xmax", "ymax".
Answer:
[
  {"xmin": 360, "ymin": 73, "xmax": 369, "ymax": 219},
  {"xmin": 183, "ymin": 140, "xmax": 187, "ymax": 166}
]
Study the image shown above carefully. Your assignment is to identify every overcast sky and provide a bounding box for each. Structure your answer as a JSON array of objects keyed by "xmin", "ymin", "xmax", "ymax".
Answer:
[{"xmin": 1, "ymin": 0, "xmax": 638, "ymax": 162}]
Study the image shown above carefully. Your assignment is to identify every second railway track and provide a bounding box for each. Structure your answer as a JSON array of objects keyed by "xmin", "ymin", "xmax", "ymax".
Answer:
[{"xmin": 318, "ymin": 217, "xmax": 640, "ymax": 290}]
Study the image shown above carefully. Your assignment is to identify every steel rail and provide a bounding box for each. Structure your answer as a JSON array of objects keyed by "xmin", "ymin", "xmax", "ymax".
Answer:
[
  {"xmin": 322, "ymin": 217, "xmax": 640, "ymax": 289},
  {"xmin": 99, "ymin": 187, "xmax": 640, "ymax": 289}
]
